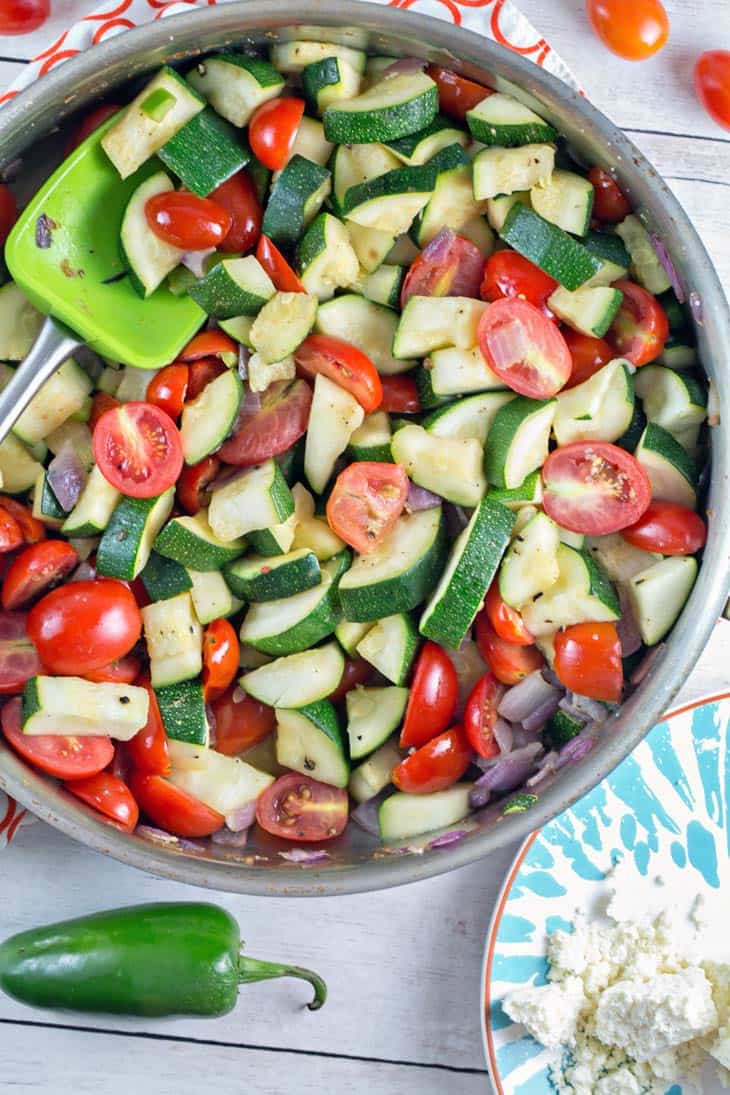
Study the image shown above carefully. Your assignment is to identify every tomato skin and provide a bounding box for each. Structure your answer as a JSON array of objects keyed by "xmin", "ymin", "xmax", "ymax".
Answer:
[
  {"xmin": 554, "ymin": 621, "xmax": 623, "ymax": 702},
  {"xmin": 178, "ymin": 330, "xmax": 237, "ymax": 363},
  {"xmin": 542, "ymin": 441, "xmax": 652, "ymax": 535},
  {"xmin": 0, "ymin": 498, "xmax": 45, "ymax": 545},
  {"xmin": 210, "ymin": 170, "xmax": 262, "ymax": 253},
  {"xmin": 93, "ymin": 401, "xmax": 183, "ymax": 498},
  {"xmin": 586, "ymin": 0, "xmax": 669, "ymax": 61},
  {"xmin": 0, "ymin": 185, "xmax": 18, "ymax": 248},
  {"xmin": 202, "ymin": 618, "xmax": 239, "ymax": 703},
  {"xmin": 463, "ymin": 673, "xmax": 504, "ymax": 759},
  {"xmin": 425, "ymin": 64, "xmax": 491, "ymax": 120},
  {"xmin": 695, "ymin": 51, "xmax": 730, "ymax": 131},
  {"xmin": 295, "ymin": 334, "xmax": 382, "ymax": 413},
  {"xmin": 126, "ymin": 679, "xmax": 170, "ymax": 776},
  {"xmin": 393, "ymin": 725, "xmax": 472, "ymax": 794},
  {"xmin": 401, "ymin": 229, "xmax": 484, "ymax": 307},
  {"xmin": 185, "ymin": 357, "xmax": 226, "ymax": 402},
  {"xmin": 256, "ymin": 772, "xmax": 348, "ymax": 842},
  {"xmin": 28, "ymin": 579, "xmax": 142, "ymax": 675},
  {"xmin": 146, "ymin": 364, "xmax": 189, "ymax": 421},
  {"xmin": 328, "ymin": 657, "xmax": 371, "ymax": 704},
  {"xmin": 0, "ymin": 0, "xmax": 49, "ymax": 35},
  {"xmin": 1, "ymin": 540, "xmax": 79, "ymax": 610},
  {"xmin": 483, "ymin": 582, "xmax": 534, "ymax": 645},
  {"xmin": 211, "ymin": 686, "xmax": 275, "ymax": 757},
  {"xmin": 563, "ymin": 329, "xmax": 613, "ymax": 389},
  {"xmin": 176, "ymin": 455, "xmax": 221, "ymax": 515},
  {"xmin": 65, "ymin": 104, "xmax": 121, "ymax": 155},
  {"xmin": 0, "ymin": 508, "xmax": 24, "ymax": 554},
  {"xmin": 129, "ymin": 770, "xmax": 224, "ymax": 837},
  {"xmin": 327, "ymin": 462, "xmax": 409, "ymax": 556},
  {"xmin": 218, "ymin": 378, "xmax": 312, "ymax": 466},
  {"xmin": 478, "ymin": 298, "xmax": 572, "ymax": 399},
  {"xmin": 622, "ymin": 500, "xmax": 707, "ymax": 555},
  {"xmin": 1, "ymin": 696, "xmax": 114, "ymax": 780},
  {"xmin": 256, "ymin": 235, "xmax": 306, "ymax": 293},
  {"xmin": 145, "ymin": 191, "xmax": 231, "ymax": 250},
  {"xmin": 0, "ymin": 611, "xmax": 43, "ymax": 694},
  {"xmin": 66, "ymin": 772, "xmax": 139, "ymax": 833},
  {"xmin": 379, "ymin": 375, "xmax": 420, "ymax": 414},
  {"xmin": 475, "ymin": 615, "xmax": 544, "ymax": 685},
  {"xmin": 249, "ymin": 98, "xmax": 305, "ymax": 171},
  {"xmin": 608, "ymin": 281, "xmax": 668, "ymax": 366},
  {"xmin": 82, "ymin": 654, "xmax": 141, "ymax": 685},
  {"xmin": 587, "ymin": 168, "xmax": 632, "ymax": 223},
  {"xmin": 89, "ymin": 393, "xmax": 120, "ymax": 432},
  {"xmin": 400, "ymin": 641, "xmax": 459, "ymax": 749},
  {"xmin": 480, "ymin": 251, "xmax": 559, "ymax": 321}
]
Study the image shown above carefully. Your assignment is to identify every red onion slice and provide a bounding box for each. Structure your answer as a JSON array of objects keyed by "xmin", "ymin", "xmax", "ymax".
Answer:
[
  {"xmin": 649, "ymin": 234, "xmax": 685, "ymax": 303},
  {"xmin": 181, "ymin": 247, "xmax": 216, "ymax": 278},
  {"xmin": 405, "ymin": 481, "xmax": 442, "ymax": 512},
  {"xmin": 558, "ymin": 734, "xmax": 596, "ymax": 767},
  {"xmin": 689, "ymin": 291, "xmax": 703, "ymax": 326},
  {"xmin": 527, "ymin": 749, "xmax": 559, "ymax": 786},
  {"xmin": 429, "ymin": 829, "xmax": 469, "ymax": 849},
  {"xmin": 470, "ymin": 742, "xmax": 543, "ymax": 807},
  {"xmin": 225, "ymin": 803, "xmax": 256, "ymax": 832},
  {"xmin": 278, "ymin": 848, "xmax": 331, "ymax": 863},
  {"xmin": 498, "ymin": 670, "xmax": 560, "ymax": 724},
  {"xmin": 237, "ymin": 344, "xmax": 249, "ymax": 380},
  {"xmin": 351, "ymin": 789, "xmax": 391, "ymax": 836},
  {"xmin": 380, "ymin": 58, "xmax": 427, "ymax": 79},
  {"xmin": 521, "ymin": 690, "xmax": 562, "ymax": 734},
  {"xmin": 69, "ymin": 560, "xmax": 97, "ymax": 583},
  {"xmin": 617, "ymin": 587, "xmax": 643, "ymax": 657},
  {"xmin": 494, "ymin": 717, "xmax": 514, "ymax": 755},
  {"xmin": 47, "ymin": 442, "xmax": 87, "ymax": 512},
  {"xmin": 559, "ymin": 692, "xmax": 607, "ymax": 724},
  {"xmin": 211, "ymin": 826, "xmax": 250, "ymax": 847}
]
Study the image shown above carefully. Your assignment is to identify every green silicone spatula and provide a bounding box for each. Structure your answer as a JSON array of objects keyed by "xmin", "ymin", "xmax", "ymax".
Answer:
[{"xmin": 1, "ymin": 118, "xmax": 205, "ymax": 442}]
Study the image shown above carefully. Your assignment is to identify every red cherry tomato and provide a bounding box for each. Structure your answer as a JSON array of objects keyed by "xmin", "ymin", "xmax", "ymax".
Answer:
[
  {"xmin": 554, "ymin": 621, "xmax": 623, "ymax": 702},
  {"xmin": 400, "ymin": 641, "xmax": 458, "ymax": 749},
  {"xmin": 209, "ymin": 170, "xmax": 262, "ymax": 253},
  {"xmin": 695, "ymin": 51, "xmax": 730, "ymax": 131},
  {"xmin": 475, "ymin": 615, "xmax": 544, "ymax": 685},
  {"xmin": 0, "ymin": 508, "xmax": 24, "ymax": 554},
  {"xmin": 328, "ymin": 657, "xmax": 372, "ymax": 704},
  {"xmin": 89, "ymin": 393, "xmax": 121, "ymax": 432},
  {"xmin": 463, "ymin": 673, "xmax": 504, "ymax": 759},
  {"xmin": 542, "ymin": 441, "xmax": 652, "ymax": 535},
  {"xmin": 126, "ymin": 678, "xmax": 170, "ymax": 776},
  {"xmin": 608, "ymin": 281, "xmax": 669, "ymax": 366},
  {"xmin": 587, "ymin": 168, "xmax": 632, "ymax": 223},
  {"xmin": 65, "ymin": 104, "xmax": 121, "ymax": 155},
  {"xmin": 622, "ymin": 500, "xmax": 707, "ymax": 555},
  {"xmin": 0, "ymin": 0, "xmax": 49, "ymax": 35},
  {"xmin": 185, "ymin": 357, "xmax": 227, "ymax": 402},
  {"xmin": 0, "ymin": 185, "xmax": 18, "ymax": 248},
  {"xmin": 145, "ymin": 363, "xmax": 189, "ymax": 421},
  {"xmin": 295, "ymin": 334, "xmax": 383, "ymax": 414},
  {"xmin": 0, "ymin": 611, "xmax": 43, "ymax": 694},
  {"xmin": 1, "ymin": 540, "xmax": 79, "ymax": 610},
  {"xmin": 586, "ymin": 0, "xmax": 669, "ymax": 61},
  {"xmin": 425, "ymin": 64, "xmax": 492, "ymax": 120},
  {"xmin": 0, "ymin": 497, "xmax": 45, "ymax": 546},
  {"xmin": 256, "ymin": 235, "xmax": 306, "ymax": 292},
  {"xmin": 401, "ymin": 229, "xmax": 484, "ymax": 307},
  {"xmin": 93, "ymin": 401, "xmax": 183, "ymax": 498},
  {"xmin": 66, "ymin": 771, "xmax": 139, "ymax": 833},
  {"xmin": 82, "ymin": 654, "xmax": 141, "ymax": 685},
  {"xmin": 27, "ymin": 579, "xmax": 142, "ymax": 675},
  {"xmin": 202, "ymin": 618, "xmax": 239, "ymax": 703},
  {"xmin": 211, "ymin": 685, "xmax": 275, "ymax": 756},
  {"xmin": 129, "ymin": 770, "xmax": 224, "ymax": 837},
  {"xmin": 393, "ymin": 725, "xmax": 472, "ymax": 794},
  {"xmin": 379, "ymin": 375, "xmax": 420, "ymax": 414},
  {"xmin": 144, "ymin": 191, "xmax": 231, "ymax": 251},
  {"xmin": 218, "ymin": 379, "xmax": 312, "ymax": 466},
  {"xmin": 478, "ymin": 298, "xmax": 572, "ymax": 399},
  {"xmin": 480, "ymin": 251, "xmax": 559, "ymax": 321},
  {"xmin": 249, "ymin": 98, "xmax": 305, "ymax": 171},
  {"xmin": 256, "ymin": 772, "xmax": 348, "ymax": 842},
  {"xmin": 483, "ymin": 582, "xmax": 534, "ymax": 645},
  {"xmin": 176, "ymin": 455, "xmax": 221, "ymax": 515},
  {"xmin": 326, "ymin": 462, "xmax": 409, "ymax": 556},
  {"xmin": 563, "ymin": 329, "xmax": 614, "ymax": 389},
  {"xmin": 1, "ymin": 697, "xmax": 113, "ymax": 779},
  {"xmin": 178, "ymin": 330, "xmax": 238, "ymax": 364}
]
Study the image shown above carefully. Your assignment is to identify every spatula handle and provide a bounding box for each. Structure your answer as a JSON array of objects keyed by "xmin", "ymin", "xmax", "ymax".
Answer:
[{"xmin": 0, "ymin": 316, "xmax": 83, "ymax": 447}]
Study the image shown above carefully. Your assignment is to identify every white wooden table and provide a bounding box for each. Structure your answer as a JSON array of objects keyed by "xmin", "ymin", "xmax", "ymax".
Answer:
[{"xmin": 1, "ymin": 3, "xmax": 729, "ymax": 1090}]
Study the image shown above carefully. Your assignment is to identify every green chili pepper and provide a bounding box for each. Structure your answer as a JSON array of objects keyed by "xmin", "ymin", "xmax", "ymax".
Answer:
[{"xmin": 0, "ymin": 902, "xmax": 326, "ymax": 1017}]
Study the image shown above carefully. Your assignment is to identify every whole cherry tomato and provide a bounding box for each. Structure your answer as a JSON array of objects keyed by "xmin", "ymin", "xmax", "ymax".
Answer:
[
  {"xmin": 622, "ymin": 500, "xmax": 707, "ymax": 555},
  {"xmin": 145, "ymin": 192, "xmax": 231, "ymax": 250},
  {"xmin": 249, "ymin": 98, "xmax": 305, "ymax": 171},
  {"xmin": 392, "ymin": 725, "xmax": 473, "ymax": 794},
  {"xmin": 27, "ymin": 579, "xmax": 142, "ymax": 675},
  {"xmin": 425, "ymin": 64, "xmax": 491, "ymax": 120},
  {"xmin": 554, "ymin": 621, "xmax": 623, "ymax": 702},
  {"xmin": 0, "ymin": 497, "xmax": 45, "ymax": 543},
  {"xmin": 695, "ymin": 51, "xmax": 730, "ymax": 131},
  {"xmin": 202, "ymin": 618, "xmax": 239, "ymax": 702},
  {"xmin": 586, "ymin": 0, "xmax": 669, "ymax": 61},
  {"xmin": 587, "ymin": 167, "xmax": 632, "ymax": 223},
  {"xmin": 400, "ymin": 641, "xmax": 458, "ymax": 749}
]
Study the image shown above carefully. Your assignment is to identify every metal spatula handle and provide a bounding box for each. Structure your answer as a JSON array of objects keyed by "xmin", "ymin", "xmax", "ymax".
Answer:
[{"xmin": 0, "ymin": 317, "xmax": 83, "ymax": 446}]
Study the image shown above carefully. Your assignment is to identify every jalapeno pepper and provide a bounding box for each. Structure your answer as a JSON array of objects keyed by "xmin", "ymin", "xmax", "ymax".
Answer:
[{"xmin": 0, "ymin": 902, "xmax": 326, "ymax": 1016}]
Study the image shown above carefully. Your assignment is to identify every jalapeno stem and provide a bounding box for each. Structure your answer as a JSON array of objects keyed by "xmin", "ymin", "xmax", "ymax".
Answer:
[{"xmin": 238, "ymin": 953, "xmax": 327, "ymax": 1011}]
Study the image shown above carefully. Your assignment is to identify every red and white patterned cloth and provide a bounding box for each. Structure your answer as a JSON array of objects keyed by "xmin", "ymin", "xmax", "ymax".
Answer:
[{"xmin": 0, "ymin": 0, "xmax": 575, "ymax": 847}]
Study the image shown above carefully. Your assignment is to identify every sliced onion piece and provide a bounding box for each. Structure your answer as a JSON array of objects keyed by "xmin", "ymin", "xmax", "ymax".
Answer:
[
  {"xmin": 47, "ymin": 442, "xmax": 87, "ymax": 512},
  {"xmin": 405, "ymin": 481, "xmax": 442, "ymax": 512},
  {"xmin": 470, "ymin": 742, "xmax": 544, "ymax": 806},
  {"xmin": 429, "ymin": 829, "xmax": 469, "ymax": 849},
  {"xmin": 225, "ymin": 802, "xmax": 256, "ymax": 832},
  {"xmin": 278, "ymin": 848, "xmax": 331, "ymax": 863},
  {"xmin": 181, "ymin": 247, "xmax": 216, "ymax": 278},
  {"xmin": 649, "ymin": 234, "xmax": 685, "ymax": 303},
  {"xmin": 498, "ymin": 670, "xmax": 560, "ymax": 724},
  {"xmin": 211, "ymin": 826, "xmax": 250, "ymax": 847}
]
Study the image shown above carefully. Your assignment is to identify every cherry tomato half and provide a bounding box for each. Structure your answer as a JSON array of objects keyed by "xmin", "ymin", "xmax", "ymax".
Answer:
[
  {"xmin": 295, "ymin": 335, "xmax": 383, "ymax": 414},
  {"xmin": 129, "ymin": 770, "xmax": 224, "ymax": 837},
  {"xmin": 542, "ymin": 441, "xmax": 652, "ymax": 535},
  {"xmin": 145, "ymin": 191, "xmax": 231, "ymax": 251},
  {"xmin": 0, "ymin": 0, "xmax": 49, "ymax": 35},
  {"xmin": 256, "ymin": 772, "xmax": 348, "ymax": 842},
  {"xmin": 463, "ymin": 672, "xmax": 504, "ymax": 759},
  {"xmin": 0, "ymin": 497, "xmax": 45, "ymax": 544},
  {"xmin": 93, "ymin": 401, "xmax": 183, "ymax": 498},
  {"xmin": 211, "ymin": 685, "xmax": 275, "ymax": 756},
  {"xmin": 0, "ymin": 508, "xmax": 23, "ymax": 554},
  {"xmin": 483, "ymin": 581, "xmax": 534, "ymax": 645},
  {"xmin": 393, "ymin": 725, "xmax": 472, "ymax": 794},
  {"xmin": 256, "ymin": 235, "xmax": 306, "ymax": 292},
  {"xmin": 586, "ymin": 0, "xmax": 669, "ymax": 61},
  {"xmin": 475, "ymin": 615, "xmax": 544, "ymax": 686},
  {"xmin": 328, "ymin": 657, "xmax": 372, "ymax": 705},
  {"xmin": 186, "ymin": 357, "xmax": 227, "ymax": 402},
  {"xmin": 218, "ymin": 379, "xmax": 312, "ymax": 466},
  {"xmin": 587, "ymin": 168, "xmax": 632, "ymax": 223},
  {"xmin": 1, "ymin": 697, "xmax": 114, "ymax": 779},
  {"xmin": 146, "ymin": 363, "xmax": 189, "ymax": 421},
  {"xmin": 65, "ymin": 104, "xmax": 121, "ymax": 155},
  {"xmin": 326, "ymin": 462, "xmax": 409, "ymax": 556},
  {"xmin": 695, "ymin": 51, "xmax": 730, "ymax": 131},
  {"xmin": 425, "ymin": 64, "xmax": 492, "ymax": 120},
  {"xmin": 178, "ymin": 330, "xmax": 238, "ymax": 364},
  {"xmin": 210, "ymin": 170, "xmax": 262, "ymax": 253},
  {"xmin": 608, "ymin": 281, "xmax": 669, "ymax": 366},
  {"xmin": 478, "ymin": 298, "xmax": 572, "ymax": 399},
  {"xmin": 66, "ymin": 772, "xmax": 139, "ymax": 833},
  {"xmin": 28, "ymin": 578, "xmax": 142, "ymax": 675},
  {"xmin": 1, "ymin": 540, "xmax": 79, "ymax": 611},
  {"xmin": 176, "ymin": 455, "xmax": 221, "ymax": 515},
  {"xmin": 0, "ymin": 185, "xmax": 18, "ymax": 248},
  {"xmin": 400, "ymin": 641, "xmax": 459, "ymax": 749},
  {"xmin": 622, "ymin": 500, "xmax": 707, "ymax": 555},
  {"xmin": 480, "ymin": 251, "xmax": 558, "ymax": 321},
  {"xmin": 202, "ymin": 618, "xmax": 239, "ymax": 703},
  {"xmin": 379, "ymin": 375, "xmax": 420, "ymax": 414},
  {"xmin": 401, "ymin": 229, "xmax": 484, "ymax": 307},
  {"xmin": 563, "ymin": 329, "xmax": 614, "ymax": 389},
  {"xmin": 554, "ymin": 621, "xmax": 623, "ymax": 702},
  {"xmin": 89, "ymin": 393, "xmax": 121, "ymax": 432},
  {"xmin": 0, "ymin": 611, "xmax": 43, "ymax": 694},
  {"xmin": 126, "ymin": 678, "xmax": 170, "ymax": 776},
  {"xmin": 249, "ymin": 98, "xmax": 305, "ymax": 171}
]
